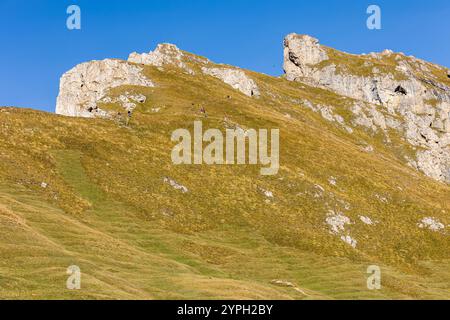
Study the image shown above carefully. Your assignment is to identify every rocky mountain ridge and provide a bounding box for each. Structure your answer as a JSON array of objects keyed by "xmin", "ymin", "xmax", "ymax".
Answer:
[
  {"xmin": 284, "ymin": 34, "xmax": 450, "ymax": 183},
  {"xmin": 56, "ymin": 34, "xmax": 450, "ymax": 184}
]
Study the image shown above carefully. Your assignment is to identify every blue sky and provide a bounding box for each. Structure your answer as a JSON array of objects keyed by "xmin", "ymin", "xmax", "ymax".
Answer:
[{"xmin": 1, "ymin": 0, "xmax": 450, "ymax": 112}]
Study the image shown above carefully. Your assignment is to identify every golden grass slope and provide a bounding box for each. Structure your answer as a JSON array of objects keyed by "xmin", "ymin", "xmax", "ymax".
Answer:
[{"xmin": 0, "ymin": 57, "xmax": 449, "ymax": 299}]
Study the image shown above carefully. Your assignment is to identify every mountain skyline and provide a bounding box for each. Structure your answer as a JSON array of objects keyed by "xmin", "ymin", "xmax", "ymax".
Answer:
[{"xmin": 2, "ymin": 0, "xmax": 450, "ymax": 112}]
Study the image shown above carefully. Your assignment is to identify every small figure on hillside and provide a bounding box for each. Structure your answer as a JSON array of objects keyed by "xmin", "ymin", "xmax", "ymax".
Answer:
[
  {"xmin": 126, "ymin": 110, "xmax": 132, "ymax": 126},
  {"xmin": 200, "ymin": 106, "xmax": 207, "ymax": 118}
]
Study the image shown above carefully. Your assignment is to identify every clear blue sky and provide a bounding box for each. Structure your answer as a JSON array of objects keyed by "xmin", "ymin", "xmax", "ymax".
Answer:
[{"xmin": 1, "ymin": 0, "xmax": 450, "ymax": 112}]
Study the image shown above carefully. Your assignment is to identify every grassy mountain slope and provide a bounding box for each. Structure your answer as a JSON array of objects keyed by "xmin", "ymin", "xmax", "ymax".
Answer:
[{"xmin": 0, "ymin": 54, "xmax": 449, "ymax": 299}]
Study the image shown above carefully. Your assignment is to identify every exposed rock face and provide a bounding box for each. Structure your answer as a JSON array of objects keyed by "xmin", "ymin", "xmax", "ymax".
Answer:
[
  {"xmin": 129, "ymin": 43, "xmax": 195, "ymax": 74},
  {"xmin": 201, "ymin": 67, "xmax": 260, "ymax": 97},
  {"xmin": 56, "ymin": 42, "xmax": 261, "ymax": 120},
  {"xmin": 284, "ymin": 34, "xmax": 450, "ymax": 107},
  {"xmin": 56, "ymin": 59, "xmax": 153, "ymax": 118},
  {"xmin": 283, "ymin": 34, "xmax": 329, "ymax": 80},
  {"xmin": 55, "ymin": 37, "xmax": 450, "ymax": 184},
  {"xmin": 129, "ymin": 43, "xmax": 260, "ymax": 97},
  {"xmin": 284, "ymin": 34, "xmax": 450, "ymax": 183}
]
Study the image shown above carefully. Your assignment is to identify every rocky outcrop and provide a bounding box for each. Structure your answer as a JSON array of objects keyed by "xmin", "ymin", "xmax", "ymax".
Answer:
[
  {"xmin": 56, "ymin": 42, "xmax": 261, "ymax": 120},
  {"xmin": 284, "ymin": 34, "xmax": 450, "ymax": 107},
  {"xmin": 284, "ymin": 33, "xmax": 450, "ymax": 183},
  {"xmin": 129, "ymin": 43, "xmax": 260, "ymax": 97},
  {"xmin": 283, "ymin": 34, "xmax": 329, "ymax": 80},
  {"xmin": 129, "ymin": 43, "xmax": 195, "ymax": 74},
  {"xmin": 56, "ymin": 59, "xmax": 153, "ymax": 118},
  {"xmin": 201, "ymin": 67, "xmax": 260, "ymax": 97}
]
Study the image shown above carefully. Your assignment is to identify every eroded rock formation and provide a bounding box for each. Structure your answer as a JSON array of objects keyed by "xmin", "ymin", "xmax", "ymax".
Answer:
[
  {"xmin": 56, "ymin": 59, "xmax": 153, "ymax": 118},
  {"xmin": 284, "ymin": 33, "xmax": 450, "ymax": 183},
  {"xmin": 201, "ymin": 67, "xmax": 260, "ymax": 97}
]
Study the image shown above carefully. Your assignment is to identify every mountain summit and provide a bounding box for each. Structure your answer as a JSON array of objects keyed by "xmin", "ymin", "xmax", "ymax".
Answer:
[{"xmin": 56, "ymin": 34, "xmax": 450, "ymax": 184}]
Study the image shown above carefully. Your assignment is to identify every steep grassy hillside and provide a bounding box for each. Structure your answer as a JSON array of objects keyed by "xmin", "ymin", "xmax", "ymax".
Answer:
[{"xmin": 0, "ymin": 57, "xmax": 449, "ymax": 299}]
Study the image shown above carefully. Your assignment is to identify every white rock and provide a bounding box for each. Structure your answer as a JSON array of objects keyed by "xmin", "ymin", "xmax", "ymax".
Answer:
[
  {"xmin": 129, "ymin": 43, "xmax": 195, "ymax": 74},
  {"xmin": 283, "ymin": 33, "xmax": 450, "ymax": 184},
  {"xmin": 163, "ymin": 177, "xmax": 188, "ymax": 193},
  {"xmin": 201, "ymin": 67, "xmax": 260, "ymax": 97},
  {"xmin": 340, "ymin": 235, "xmax": 357, "ymax": 248},
  {"xmin": 375, "ymin": 194, "xmax": 389, "ymax": 203},
  {"xmin": 56, "ymin": 59, "xmax": 153, "ymax": 118},
  {"xmin": 418, "ymin": 217, "xmax": 445, "ymax": 232},
  {"xmin": 259, "ymin": 187, "xmax": 274, "ymax": 198},
  {"xmin": 303, "ymin": 102, "xmax": 353, "ymax": 132},
  {"xmin": 263, "ymin": 190, "xmax": 274, "ymax": 198},
  {"xmin": 270, "ymin": 280, "xmax": 308, "ymax": 295},
  {"xmin": 359, "ymin": 216, "xmax": 374, "ymax": 225},
  {"xmin": 326, "ymin": 211, "xmax": 351, "ymax": 234},
  {"xmin": 328, "ymin": 177, "xmax": 337, "ymax": 186}
]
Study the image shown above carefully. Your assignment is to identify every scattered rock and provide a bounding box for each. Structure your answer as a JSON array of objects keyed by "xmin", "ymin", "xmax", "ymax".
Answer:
[
  {"xmin": 163, "ymin": 177, "xmax": 188, "ymax": 193},
  {"xmin": 326, "ymin": 210, "xmax": 351, "ymax": 234},
  {"xmin": 270, "ymin": 280, "xmax": 308, "ymax": 296},
  {"xmin": 302, "ymin": 101, "xmax": 353, "ymax": 133},
  {"xmin": 328, "ymin": 177, "xmax": 337, "ymax": 186},
  {"xmin": 359, "ymin": 215, "xmax": 374, "ymax": 225},
  {"xmin": 326, "ymin": 211, "xmax": 357, "ymax": 248},
  {"xmin": 161, "ymin": 207, "xmax": 176, "ymax": 218},
  {"xmin": 313, "ymin": 184, "xmax": 325, "ymax": 198},
  {"xmin": 418, "ymin": 217, "xmax": 445, "ymax": 232},
  {"xmin": 40, "ymin": 182, "xmax": 48, "ymax": 189},
  {"xmin": 259, "ymin": 187, "xmax": 274, "ymax": 199},
  {"xmin": 340, "ymin": 235, "xmax": 357, "ymax": 248},
  {"xmin": 363, "ymin": 145, "xmax": 374, "ymax": 153},
  {"xmin": 375, "ymin": 194, "xmax": 389, "ymax": 204},
  {"xmin": 101, "ymin": 92, "xmax": 147, "ymax": 113}
]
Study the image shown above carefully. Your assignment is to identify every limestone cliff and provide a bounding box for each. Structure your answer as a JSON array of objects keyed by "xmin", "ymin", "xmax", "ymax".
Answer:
[
  {"xmin": 284, "ymin": 33, "xmax": 450, "ymax": 183},
  {"xmin": 56, "ymin": 44, "xmax": 260, "ymax": 118},
  {"xmin": 56, "ymin": 59, "xmax": 153, "ymax": 118}
]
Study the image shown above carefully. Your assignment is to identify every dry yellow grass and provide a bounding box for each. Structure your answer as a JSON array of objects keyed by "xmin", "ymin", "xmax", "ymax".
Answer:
[{"xmin": 0, "ymin": 54, "xmax": 449, "ymax": 299}]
